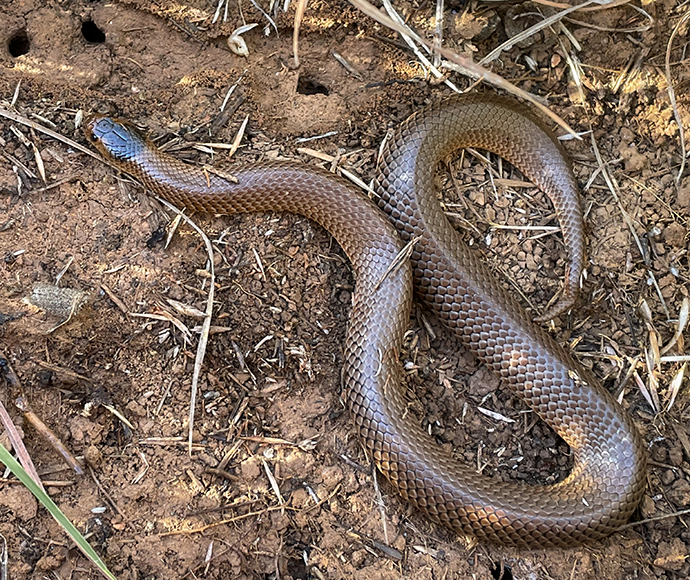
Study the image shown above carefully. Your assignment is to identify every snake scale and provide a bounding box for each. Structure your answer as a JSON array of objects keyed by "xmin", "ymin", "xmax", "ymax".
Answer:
[{"xmin": 86, "ymin": 94, "xmax": 646, "ymax": 548}]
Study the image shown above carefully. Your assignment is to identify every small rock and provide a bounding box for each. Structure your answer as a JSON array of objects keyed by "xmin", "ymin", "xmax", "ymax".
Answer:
[
  {"xmin": 677, "ymin": 177, "xmax": 690, "ymax": 212},
  {"xmin": 468, "ymin": 365, "xmax": 500, "ymax": 398},
  {"xmin": 654, "ymin": 538, "xmax": 688, "ymax": 571},
  {"xmin": 669, "ymin": 443, "xmax": 684, "ymax": 466},
  {"xmin": 619, "ymin": 127, "xmax": 636, "ymax": 143},
  {"xmin": 617, "ymin": 142, "xmax": 648, "ymax": 172},
  {"xmin": 640, "ymin": 494, "xmax": 656, "ymax": 518},
  {"xmin": 668, "ymin": 478, "xmax": 690, "ymax": 507},
  {"xmin": 125, "ymin": 400, "xmax": 146, "ymax": 418},
  {"xmin": 198, "ymin": 452, "xmax": 218, "ymax": 467},
  {"xmin": 448, "ymin": 9, "xmax": 500, "ymax": 41},
  {"xmin": 240, "ymin": 455, "xmax": 262, "ymax": 480},
  {"xmin": 35, "ymin": 554, "xmax": 65, "ymax": 572},
  {"xmin": 84, "ymin": 444, "xmax": 103, "ymax": 468},
  {"xmin": 662, "ymin": 469, "xmax": 677, "ymax": 486},
  {"xmin": 0, "ymin": 485, "xmax": 38, "ymax": 520},
  {"xmin": 664, "ymin": 222, "xmax": 686, "ymax": 247},
  {"xmin": 351, "ymin": 549, "xmax": 367, "ymax": 568},
  {"xmin": 651, "ymin": 445, "xmax": 667, "ymax": 463}
]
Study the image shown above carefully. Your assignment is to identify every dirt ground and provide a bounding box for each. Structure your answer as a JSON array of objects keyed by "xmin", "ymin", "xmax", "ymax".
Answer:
[{"xmin": 1, "ymin": 0, "xmax": 690, "ymax": 578}]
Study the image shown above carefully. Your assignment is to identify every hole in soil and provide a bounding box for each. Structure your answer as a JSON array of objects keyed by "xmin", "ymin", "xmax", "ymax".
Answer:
[
  {"xmin": 296, "ymin": 76, "xmax": 329, "ymax": 96},
  {"xmin": 82, "ymin": 20, "xmax": 105, "ymax": 43},
  {"xmin": 491, "ymin": 562, "xmax": 514, "ymax": 580},
  {"xmin": 8, "ymin": 29, "xmax": 30, "ymax": 57}
]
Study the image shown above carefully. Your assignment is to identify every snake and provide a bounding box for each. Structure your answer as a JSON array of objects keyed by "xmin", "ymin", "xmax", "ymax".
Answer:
[{"xmin": 85, "ymin": 94, "xmax": 646, "ymax": 548}]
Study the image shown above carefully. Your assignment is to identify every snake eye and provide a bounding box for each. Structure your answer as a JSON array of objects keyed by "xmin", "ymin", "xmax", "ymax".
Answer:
[{"xmin": 89, "ymin": 133, "xmax": 98, "ymax": 143}]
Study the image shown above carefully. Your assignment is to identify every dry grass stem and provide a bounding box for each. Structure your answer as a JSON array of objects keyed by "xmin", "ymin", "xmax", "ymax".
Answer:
[
  {"xmin": 228, "ymin": 114, "xmax": 250, "ymax": 158},
  {"xmin": 479, "ymin": 1, "xmax": 596, "ymax": 66},
  {"xmin": 433, "ymin": 0, "xmax": 444, "ymax": 69},
  {"xmin": 616, "ymin": 506, "xmax": 690, "ymax": 532},
  {"xmin": 0, "ymin": 105, "xmax": 99, "ymax": 160},
  {"xmin": 665, "ymin": 363, "xmax": 685, "ymax": 412},
  {"xmin": 371, "ymin": 466, "xmax": 390, "ymax": 544},
  {"xmin": 477, "ymin": 407, "xmax": 515, "ymax": 423},
  {"xmin": 381, "ymin": 0, "xmax": 460, "ymax": 93},
  {"xmin": 262, "ymin": 459, "xmax": 285, "ymax": 511},
  {"xmin": 331, "ymin": 50, "xmax": 363, "ymax": 80},
  {"xmin": 158, "ymin": 484, "xmax": 341, "ymax": 537},
  {"xmin": 101, "ymin": 282, "xmax": 129, "ymax": 314},
  {"xmin": 0, "ymin": 398, "xmax": 44, "ymax": 489},
  {"xmin": 154, "ymin": 196, "xmax": 216, "ymax": 455},
  {"xmin": 212, "ymin": 0, "xmax": 229, "ymax": 24},
  {"xmin": 15, "ymin": 397, "xmax": 84, "ymax": 476},
  {"xmin": 490, "ymin": 224, "xmax": 560, "ymax": 232},
  {"xmin": 661, "ymin": 297, "xmax": 689, "ymax": 355},
  {"xmin": 293, "ymin": 0, "xmax": 307, "ymax": 67},
  {"xmin": 88, "ymin": 466, "xmax": 130, "ymax": 525},
  {"xmin": 348, "ymin": 0, "xmax": 579, "ymax": 137},
  {"xmin": 373, "ymin": 235, "xmax": 420, "ymax": 293},
  {"xmin": 587, "ymin": 131, "xmax": 648, "ymax": 268},
  {"xmin": 564, "ymin": 2, "xmax": 653, "ymax": 34},
  {"xmin": 665, "ymin": 9, "xmax": 690, "ymax": 184},
  {"xmin": 220, "ymin": 70, "xmax": 247, "ymax": 112},
  {"xmin": 248, "ymin": 0, "xmax": 278, "ymax": 36},
  {"xmin": 1, "ymin": 533, "xmax": 7, "ymax": 580},
  {"xmin": 298, "ymin": 146, "xmax": 378, "ymax": 196},
  {"xmin": 10, "ymin": 79, "xmax": 21, "ymax": 107},
  {"xmin": 634, "ymin": 370, "xmax": 658, "ymax": 414}
]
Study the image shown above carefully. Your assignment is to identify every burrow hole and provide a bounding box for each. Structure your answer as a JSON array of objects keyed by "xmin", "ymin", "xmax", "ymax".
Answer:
[
  {"xmin": 8, "ymin": 29, "xmax": 30, "ymax": 57},
  {"xmin": 296, "ymin": 76, "xmax": 329, "ymax": 96},
  {"xmin": 491, "ymin": 562, "xmax": 514, "ymax": 580},
  {"xmin": 82, "ymin": 20, "xmax": 105, "ymax": 43}
]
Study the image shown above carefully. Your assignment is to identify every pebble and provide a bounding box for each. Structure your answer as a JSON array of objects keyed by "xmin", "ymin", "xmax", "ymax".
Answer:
[
  {"xmin": 448, "ymin": 9, "xmax": 500, "ymax": 41},
  {"xmin": 654, "ymin": 538, "xmax": 688, "ymax": 571},
  {"xmin": 677, "ymin": 176, "xmax": 690, "ymax": 212},
  {"xmin": 84, "ymin": 444, "xmax": 103, "ymax": 468},
  {"xmin": 668, "ymin": 478, "xmax": 690, "ymax": 507},
  {"xmin": 664, "ymin": 222, "xmax": 686, "ymax": 247}
]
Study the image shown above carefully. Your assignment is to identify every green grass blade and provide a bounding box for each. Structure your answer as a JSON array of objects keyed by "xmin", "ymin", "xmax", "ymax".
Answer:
[{"xmin": 0, "ymin": 443, "xmax": 117, "ymax": 580}]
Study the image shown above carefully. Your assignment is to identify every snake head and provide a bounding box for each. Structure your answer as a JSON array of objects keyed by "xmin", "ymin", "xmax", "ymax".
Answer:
[{"xmin": 85, "ymin": 115, "xmax": 145, "ymax": 163}]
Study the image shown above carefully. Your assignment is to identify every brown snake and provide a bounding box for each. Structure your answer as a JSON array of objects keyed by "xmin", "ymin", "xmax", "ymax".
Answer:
[{"xmin": 86, "ymin": 94, "xmax": 646, "ymax": 548}]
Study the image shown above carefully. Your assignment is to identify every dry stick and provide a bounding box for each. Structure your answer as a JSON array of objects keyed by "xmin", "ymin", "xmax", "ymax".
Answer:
[
  {"xmin": 0, "ymin": 532, "xmax": 7, "ymax": 580},
  {"xmin": 433, "ymin": 0, "xmax": 444, "ymax": 69},
  {"xmin": 158, "ymin": 484, "xmax": 341, "ymax": 537},
  {"xmin": 665, "ymin": 9, "xmax": 690, "ymax": 185},
  {"xmin": 381, "ymin": 0, "xmax": 460, "ymax": 94},
  {"xmin": 15, "ymin": 397, "xmax": 84, "ymax": 476},
  {"xmin": 479, "ymin": 1, "xmax": 596, "ymax": 66},
  {"xmin": 587, "ymin": 131, "xmax": 646, "ymax": 268},
  {"xmin": 154, "ymin": 197, "xmax": 215, "ymax": 455},
  {"xmin": 87, "ymin": 466, "xmax": 131, "ymax": 528},
  {"xmin": 348, "ymin": 0, "xmax": 579, "ymax": 137},
  {"xmin": 660, "ymin": 297, "xmax": 689, "ymax": 356},
  {"xmin": 293, "ymin": 0, "xmax": 308, "ymax": 67},
  {"xmin": 0, "ymin": 106, "xmax": 98, "ymax": 160},
  {"xmin": 0, "ymin": 358, "xmax": 44, "ymax": 489},
  {"xmin": 370, "ymin": 466, "xmax": 389, "ymax": 545},
  {"xmin": 615, "ymin": 507, "xmax": 690, "ymax": 532},
  {"xmin": 531, "ymin": 0, "xmax": 634, "ymax": 11},
  {"xmin": 0, "ymin": 400, "xmax": 45, "ymax": 489},
  {"xmin": 564, "ymin": 2, "xmax": 653, "ymax": 34}
]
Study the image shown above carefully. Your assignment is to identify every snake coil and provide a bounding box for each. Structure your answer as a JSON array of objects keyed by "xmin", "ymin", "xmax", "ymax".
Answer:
[{"xmin": 86, "ymin": 94, "xmax": 646, "ymax": 547}]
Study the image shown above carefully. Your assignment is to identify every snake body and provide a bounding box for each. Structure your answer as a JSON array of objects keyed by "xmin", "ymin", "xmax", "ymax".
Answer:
[{"xmin": 86, "ymin": 94, "xmax": 646, "ymax": 548}]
